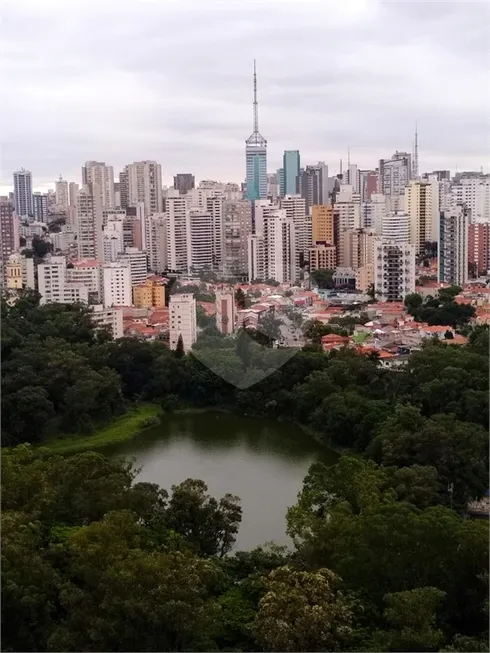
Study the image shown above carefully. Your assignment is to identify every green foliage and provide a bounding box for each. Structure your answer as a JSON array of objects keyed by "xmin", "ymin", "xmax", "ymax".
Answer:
[
  {"xmin": 405, "ymin": 288, "xmax": 476, "ymax": 327},
  {"xmin": 309, "ymin": 267, "xmax": 335, "ymax": 289}
]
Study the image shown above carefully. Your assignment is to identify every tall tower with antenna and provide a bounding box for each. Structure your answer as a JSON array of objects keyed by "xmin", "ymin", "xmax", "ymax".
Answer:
[
  {"xmin": 413, "ymin": 121, "xmax": 419, "ymax": 179},
  {"xmin": 245, "ymin": 60, "xmax": 267, "ymax": 201}
]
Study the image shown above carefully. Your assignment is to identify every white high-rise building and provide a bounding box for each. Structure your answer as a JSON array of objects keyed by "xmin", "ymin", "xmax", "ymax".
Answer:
[
  {"xmin": 382, "ymin": 211, "xmax": 410, "ymax": 244},
  {"xmin": 38, "ymin": 256, "xmax": 89, "ymax": 305},
  {"xmin": 66, "ymin": 259, "xmax": 101, "ymax": 298},
  {"xmin": 32, "ymin": 193, "xmax": 49, "ymax": 223},
  {"xmin": 206, "ymin": 196, "xmax": 224, "ymax": 270},
  {"xmin": 438, "ymin": 204, "xmax": 469, "ymax": 287},
  {"xmin": 378, "ymin": 152, "xmax": 412, "ymax": 197},
  {"xmin": 13, "ymin": 169, "xmax": 33, "ymax": 218},
  {"xmin": 68, "ymin": 182, "xmax": 79, "ymax": 208},
  {"xmin": 334, "ymin": 185, "xmax": 361, "ymax": 267},
  {"xmin": 405, "ymin": 180, "xmax": 435, "ymax": 253},
  {"xmin": 279, "ymin": 194, "xmax": 308, "ymax": 274},
  {"xmin": 82, "ymin": 161, "xmax": 115, "ymax": 208},
  {"xmin": 223, "ymin": 200, "xmax": 252, "ymax": 277},
  {"xmin": 215, "ymin": 289, "xmax": 235, "ymax": 335},
  {"xmin": 91, "ymin": 304, "xmax": 124, "ymax": 339},
  {"xmin": 451, "ymin": 177, "xmax": 490, "ymax": 223},
  {"xmin": 125, "ymin": 160, "xmax": 163, "ymax": 216},
  {"xmin": 103, "ymin": 221, "xmax": 125, "ymax": 263},
  {"xmin": 262, "ymin": 208, "xmax": 296, "ymax": 283},
  {"xmin": 55, "ymin": 176, "xmax": 69, "ymax": 207},
  {"xmin": 118, "ymin": 247, "xmax": 148, "ymax": 286},
  {"xmin": 247, "ymin": 234, "xmax": 265, "ymax": 282},
  {"xmin": 76, "ymin": 184, "xmax": 104, "ymax": 262},
  {"xmin": 188, "ymin": 210, "xmax": 214, "ymax": 270},
  {"xmin": 147, "ymin": 214, "xmax": 168, "ymax": 273},
  {"xmin": 166, "ymin": 196, "xmax": 190, "ymax": 272},
  {"xmin": 101, "ymin": 262, "xmax": 132, "ymax": 307},
  {"xmin": 374, "ymin": 240, "xmax": 416, "ymax": 302},
  {"xmin": 361, "ymin": 193, "xmax": 386, "ymax": 233},
  {"xmin": 343, "ymin": 164, "xmax": 361, "ymax": 194},
  {"xmin": 169, "ymin": 293, "xmax": 197, "ymax": 352}
]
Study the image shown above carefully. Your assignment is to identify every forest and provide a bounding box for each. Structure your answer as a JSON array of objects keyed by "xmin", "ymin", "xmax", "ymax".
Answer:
[{"xmin": 2, "ymin": 290, "xmax": 489, "ymax": 651}]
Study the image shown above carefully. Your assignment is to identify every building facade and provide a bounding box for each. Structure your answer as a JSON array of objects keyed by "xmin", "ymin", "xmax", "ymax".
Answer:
[
  {"xmin": 283, "ymin": 150, "xmax": 300, "ymax": 195},
  {"xmin": 76, "ymin": 184, "xmax": 104, "ymax": 262},
  {"xmin": 38, "ymin": 256, "xmax": 89, "ymax": 305},
  {"xmin": 169, "ymin": 293, "xmax": 197, "ymax": 352},
  {"xmin": 374, "ymin": 240, "xmax": 416, "ymax": 302},
  {"xmin": 438, "ymin": 204, "xmax": 469, "ymax": 286},
  {"xmin": 82, "ymin": 161, "xmax": 115, "ymax": 208},
  {"xmin": 101, "ymin": 262, "xmax": 132, "ymax": 307},
  {"xmin": 215, "ymin": 289, "xmax": 235, "ymax": 335},
  {"xmin": 174, "ymin": 174, "xmax": 195, "ymax": 195},
  {"xmin": 13, "ymin": 169, "xmax": 33, "ymax": 218},
  {"xmin": 405, "ymin": 180, "xmax": 434, "ymax": 253},
  {"xmin": 223, "ymin": 200, "xmax": 252, "ymax": 277},
  {"xmin": 468, "ymin": 222, "xmax": 490, "ymax": 277},
  {"xmin": 125, "ymin": 160, "xmax": 163, "ymax": 216}
]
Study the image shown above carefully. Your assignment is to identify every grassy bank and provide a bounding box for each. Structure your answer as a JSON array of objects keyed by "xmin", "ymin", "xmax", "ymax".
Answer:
[{"xmin": 43, "ymin": 403, "xmax": 162, "ymax": 455}]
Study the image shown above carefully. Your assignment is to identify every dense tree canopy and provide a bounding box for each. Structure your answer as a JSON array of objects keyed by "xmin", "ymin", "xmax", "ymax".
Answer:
[{"xmin": 2, "ymin": 293, "xmax": 488, "ymax": 651}]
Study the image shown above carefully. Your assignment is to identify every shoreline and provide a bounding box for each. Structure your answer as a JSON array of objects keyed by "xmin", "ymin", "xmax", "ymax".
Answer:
[
  {"xmin": 42, "ymin": 403, "xmax": 162, "ymax": 455},
  {"xmin": 39, "ymin": 402, "xmax": 350, "ymax": 458}
]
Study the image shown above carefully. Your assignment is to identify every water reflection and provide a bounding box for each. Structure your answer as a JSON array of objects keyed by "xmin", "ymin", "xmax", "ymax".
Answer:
[{"xmin": 106, "ymin": 411, "xmax": 337, "ymax": 550}]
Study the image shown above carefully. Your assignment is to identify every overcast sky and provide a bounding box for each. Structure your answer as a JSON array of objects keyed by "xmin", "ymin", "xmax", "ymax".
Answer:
[{"xmin": 2, "ymin": 0, "xmax": 489, "ymax": 193}]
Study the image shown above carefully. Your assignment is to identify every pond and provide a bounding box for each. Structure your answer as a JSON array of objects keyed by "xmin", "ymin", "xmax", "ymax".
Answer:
[{"xmin": 106, "ymin": 411, "xmax": 338, "ymax": 550}]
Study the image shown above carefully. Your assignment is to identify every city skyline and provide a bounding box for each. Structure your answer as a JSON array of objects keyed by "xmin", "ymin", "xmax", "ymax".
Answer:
[{"xmin": 2, "ymin": 1, "xmax": 489, "ymax": 194}]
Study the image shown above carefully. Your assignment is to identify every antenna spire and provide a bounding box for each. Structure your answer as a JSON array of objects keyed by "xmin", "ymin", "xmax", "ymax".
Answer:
[
  {"xmin": 253, "ymin": 59, "xmax": 259, "ymax": 133},
  {"xmin": 413, "ymin": 121, "xmax": 419, "ymax": 178}
]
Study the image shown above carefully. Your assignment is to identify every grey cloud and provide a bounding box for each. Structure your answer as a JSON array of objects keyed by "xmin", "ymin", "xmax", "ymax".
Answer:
[{"xmin": 1, "ymin": 0, "xmax": 489, "ymax": 191}]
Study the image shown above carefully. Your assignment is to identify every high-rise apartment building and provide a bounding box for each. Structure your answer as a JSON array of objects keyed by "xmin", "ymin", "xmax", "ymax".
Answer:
[
  {"xmin": 311, "ymin": 205, "xmax": 334, "ymax": 244},
  {"xmin": 76, "ymin": 184, "xmax": 104, "ymax": 262},
  {"xmin": 82, "ymin": 161, "xmax": 115, "ymax": 209},
  {"xmin": 361, "ymin": 193, "xmax": 386, "ymax": 233},
  {"xmin": 309, "ymin": 244, "xmax": 336, "ymax": 272},
  {"xmin": 103, "ymin": 221, "xmax": 125, "ymax": 263},
  {"xmin": 378, "ymin": 151, "xmax": 412, "ymax": 197},
  {"xmin": 382, "ymin": 211, "xmax": 410, "ymax": 243},
  {"xmin": 451, "ymin": 176, "xmax": 490, "ymax": 223},
  {"xmin": 13, "ymin": 169, "xmax": 33, "ymax": 218},
  {"xmin": 1, "ymin": 200, "xmax": 19, "ymax": 275},
  {"xmin": 169, "ymin": 293, "xmax": 197, "ymax": 352},
  {"xmin": 38, "ymin": 256, "xmax": 89, "ymax": 305},
  {"xmin": 301, "ymin": 162, "xmax": 329, "ymax": 212},
  {"xmin": 215, "ymin": 289, "xmax": 235, "ymax": 335},
  {"xmin": 55, "ymin": 176, "xmax": 69, "ymax": 207},
  {"xmin": 223, "ymin": 200, "xmax": 252, "ymax": 277},
  {"xmin": 174, "ymin": 174, "xmax": 195, "ymax": 195},
  {"xmin": 279, "ymin": 194, "xmax": 307, "ymax": 274},
  {"xmin": 374, "ymin": 240, "xmax": 416, "ymax": 302},
  {"xmin": 405, "ymin": 180, "xmax": 435, "ymax": 253},
  {"xmin": 66, "ymin": 259, "xmax": 101, "ymax": 298},
  {"xmin": 468, "ymin": 223, "xmax": 490, "ymax": 277},
  {"xmin": 101, "ymin": 262, "xmax": 132, "ymax": 307},
  {"xmin": 283, "ymin": 150, "xmax": 300, "ymax": 196},
  {"xmin": 118, "ymin": 247, "xmax": 148, "ymax": 286},
  {"xmin": 32, "ymin": 193, "xmax": 48, "ymax": 222},
  {"xmin": 118, "ymin": 170, "xmax": 128, "ymax": 209},
  {"xmin": 206, "ymin": 196, "xmax": 224, "ymax": 270},
  {"xmin": 125, "ymin": 161, "xmax": 163, "ymax": 216},
  {"xmin": 245, "ymin": 62, "xmax": 267, "ymax": 201},
  {"xmin": 188, "ymin": 210, "xmax": 214, "ymax": 270},
  {"xmin": 68, "ymin": 182, "xmax": 79, "ymax": 208},
  {"xmin": 147, "ymin": 215, "xmax": 168, "ymax": 273},
  {"xmin": 260, "ymin": 208, "xmax": 296, "ymax": 283},
  {"xmin": 344, "ymin": 228, "xmax": 376, "ymax": 269},
  {"xmin": 334, "ymin": 185, "xmax": 361, "ymax": 267},
  {"xmin": 166, "ymin": 196, "xmax": 190, "ymax": 272},
  {"xmin": 342, "ymin": 164, "xmax": 361, "ymax": 194},
  {"xmin": 438, "ymin": 204, "xmax": 469, "ymax": 287}
]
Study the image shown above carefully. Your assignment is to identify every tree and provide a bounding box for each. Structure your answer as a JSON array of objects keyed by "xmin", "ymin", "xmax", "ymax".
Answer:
[
  {"xmin": 369, "ymin": 587, "xmax": 446, "ymax": 652},
  {"xmin": 257, "ymin": 311, "xmax": 283, "ymax": 344},
  {"xmin": 175, "ymin": 334, "xmax": 185, "ymax": 358},
  {"xmin": 309, "ymin": 267, "xmax": 335, "ymax": 289},
  {"xmin": 165, "ymin": 479, "xmax": 242, "ymax": 557},
  {"xmin": 404, "ymin": 292, "xmax": 423, "ymax": 314},
  {"xmin": 31, "ymin": 235, "xmax": 53, "ymax": 259},
  {"xmin": 252, "ymin": 566, "xmax": 356, "ymax": 652},
  {"xmin": 235, "ymin": 287, "xmax": 246, "ymax": 310}
]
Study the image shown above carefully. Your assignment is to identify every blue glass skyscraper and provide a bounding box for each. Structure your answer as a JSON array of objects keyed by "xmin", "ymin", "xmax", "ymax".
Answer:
[
  {"xmin": 283, "ymin": 150, "xmax": 300, "ymax": 196},
  {"xmin": 245, "ymin": 61, "xmax": 267, "ymax": 201}
]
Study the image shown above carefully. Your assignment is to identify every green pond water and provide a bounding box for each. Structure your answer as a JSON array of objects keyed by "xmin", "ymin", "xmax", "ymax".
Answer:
[{"xmin": 106, "ymin": 411, "xmax": 338, "ymax": 550}]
